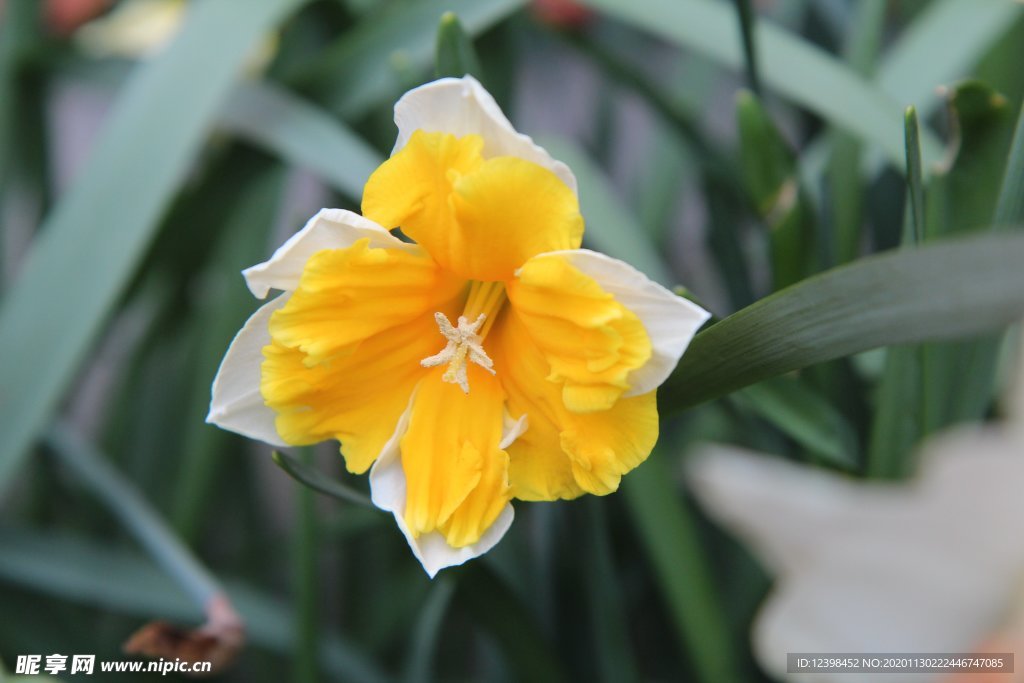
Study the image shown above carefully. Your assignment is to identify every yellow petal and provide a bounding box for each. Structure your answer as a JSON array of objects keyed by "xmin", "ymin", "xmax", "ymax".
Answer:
[
  {"xmin": 490, "ymin": 309, "xmax": 658, "ymax": 500},
  {"xmin": 268, "ymin": 238, "xmax": 463, "ymax": 365},
  {"xmin": 400, "ymin": 365, "xmax": 511, "ymax": 548},
  {"xmin": 261, "ymin": 238, "xmax": 465, "ymax": 474},
  {"xmin": 362, "ymin": 130, "xmax": 583, "ymax": 281},
  {"xmin": 506, "ymin": 253, "xmax": 652, "ymax": 413},
  {"xmin": 261, "ymin": 313, "xmax": 449, "ymax": 474}
]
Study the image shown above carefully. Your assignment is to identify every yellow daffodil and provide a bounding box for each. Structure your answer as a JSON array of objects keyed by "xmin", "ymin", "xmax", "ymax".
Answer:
[
  {"xmin": 688, "ymin": 337, "xmax": 1024, "ymax": 683},
  {"xmin": 208, "ymin": 76, "xmax": 709, "ymax": 576}
]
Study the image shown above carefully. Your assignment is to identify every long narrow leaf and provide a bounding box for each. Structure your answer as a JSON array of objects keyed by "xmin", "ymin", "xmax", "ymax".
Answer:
[
  {"xmin": 661, "ymin": 231, "xmax": 1024, "ymax": 411},
  {"xmin": 220, "ymin": 82, "xmax": 383, "ymax": 199},
  {"xmin": 0, "ymin": 0, "xmax": 303, "ymax": 491},
  {"xmin": 538, "ymin": 136, "xmax": 673, "ymax": 285},
  {"xmin": 0, "ymin": 527, "xmax": 388, "ymax": 683},
  {"xmin": 291, "ymin": 0, "xmax": 526, "ymax": 118},
  {"xmin": 577, "ymin": 0, "xmax": 943, "ymax": 169},
  {"xmin": 804, "ymin": 0, "xmax": 1023, "ymax": 185},
  {"xmin": 995, "ymin": 104, "xmax": 1024, "ymax": 227},
  {"xmin": 622, "ymin": 456, "xmax": 739, "ymax": 683}
]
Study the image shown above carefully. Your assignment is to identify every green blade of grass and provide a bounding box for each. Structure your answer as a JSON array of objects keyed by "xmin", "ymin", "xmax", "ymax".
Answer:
[
  {"xmin": 877, "ymin": 0, "xmax": 1022, "ymax": 115},
  {"xmin": 732, "ymin": 0, "xmax": 760, "ymax": 95},
  {"xmin": 0, "ymin": 527, "xmax": 388, "ymax": 683},
  {"xmin": 865, "ymin": 106, "xmax": 931, "ymax": 479},
  {"xmin": 735, "ymin": 89, "xmax": 817, "ymax": 289},
  {"xmin": 577, "ymin": 0, "xmax": 943, "ymax": 170},
  {"xmin": 457, "ymin": 566, "xmax": 568, "ymax": 683},
  {"xmin": 660, "ymin": 231, "xmax": 1024, "ymax": 412},
  {"xmin": 60, "ymin": 62, "xmax": 385, "ymax": 202},
  {"xmin": 294, "ymin": 447, "xmax": 320, "ymax": 683},
  {"xmin": 0, "ymin": 0, "xmax": 303, "ymax": 493},
  {"xmin": 733, "ymin": 377, "xmax": 857, "ymax": 471},
  {"xmin": 435, "ymin": 11, "xmax": 483, "ymax": 80},
  {"xmin": 44, "ymin": 423, "xmax": 221, "ymax": 607},
  {"xmin": 622, "ymin": 455, "xmax": 739, "ymax": 683},
  {"xmin": 537, "ymin": 136, "xmax": 673, "ymax": 286},
  {"xmin": 583, "ymin": 499, "xmax": 641, "ymax": 683},
  {"xmin": 804, "ymin": 0, "xmax": 1023, "ymax": 188},
  {"xmin": 995, "ymin": 104, "xmax": 1024, "ymax": 227},
  {"xmin": 403, "ymin": 579, "xmax": 456, "ymax": 683},
  {"xmin": 827, "ymin": 0, "xmax": 887, "ymax": 266},
  {"xmin": 289, "ymin": 0, "xmax": 526, "ymax": 118},
  {"xmin": 219, "ymin": 82, "xmax": 383, "ymax": 199},
  {"xmin": 904, "ymin": 106, "xmax": 925, "ymax": 243}
]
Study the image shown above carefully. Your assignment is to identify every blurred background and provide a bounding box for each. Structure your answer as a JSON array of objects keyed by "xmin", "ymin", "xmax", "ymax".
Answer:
[{"xmin": 0, "ymin": 0, "xmax": 1022, "ymax": 681}]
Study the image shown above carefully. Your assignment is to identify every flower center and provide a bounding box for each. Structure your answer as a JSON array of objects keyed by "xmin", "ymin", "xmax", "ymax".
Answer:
[{"xmin": 420, "ymin": 281, "xmax": 506, "ymax": 393}]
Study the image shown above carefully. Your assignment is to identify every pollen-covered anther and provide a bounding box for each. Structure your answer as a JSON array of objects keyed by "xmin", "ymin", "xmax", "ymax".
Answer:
[{"xmin": 420, "ymin": 312, "xmax": 496, "ymax": 393}]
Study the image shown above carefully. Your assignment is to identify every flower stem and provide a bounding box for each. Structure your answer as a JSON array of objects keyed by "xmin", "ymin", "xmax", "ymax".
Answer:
[{"xmin": 294, "ymin": 446, "xmax": 320, "ymax": 683}]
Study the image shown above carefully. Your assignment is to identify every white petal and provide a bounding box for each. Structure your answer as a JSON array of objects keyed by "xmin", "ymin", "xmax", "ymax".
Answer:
[
  {"xmin": 1009, "ymin": 334, "xmax": 1024, "ymax": 429},
  {"xmin": 392, "ymin": 76, "xmax": 578, "ymax": 195},
  {"xmin": 206, "ymin": 295, "xmax": 288, "ymax": 447},
  {"xmin": 688, "ymin": 435, "xmax": 1024, "ymax": 683},
  {"xmin": 242, "ymin": 208, "xmax": 410, "ymax": 299},
  {"xmin": 536, "ymin": 249, "xmax": 710, "ymax": 397},
  {"xmin": 369, "ymin": 396, "xmax": 515, "ymax": 578},
  {"xmin": 500, "ymin": 411, "xmax": 529, "ymax": 450}
]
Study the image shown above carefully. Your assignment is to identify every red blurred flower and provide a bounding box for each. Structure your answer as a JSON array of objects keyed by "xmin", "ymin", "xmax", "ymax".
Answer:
[
  {"xmin": 531, "ymin": 0, "xmax": 593, "ymax": 27},
  {"xmin": 45, "ymin": 0, "xmax": 112, "ymax": 36}
]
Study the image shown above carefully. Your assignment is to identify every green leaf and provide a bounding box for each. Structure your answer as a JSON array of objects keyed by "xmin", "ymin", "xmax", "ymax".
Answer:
[
  {"xmin": 915, "ymin": 83, "xmax": 1017, "ymax": 431},
  {"xmin": 537, "ymin": 136, "xmax": 673, "ymax": 286},
  {"xmin": 804, "ymin": 0, "xmax": 1023, "ymax": 185},
  {"xmin": 903, "ymin": 106, "xmax": 925, "ymax": 243},
  {"xmin": 622, "ymin": 455, "xmax": 740, "ymax": 683},
  {"xmin": 576, "ymin": 0, "xmax": 944, "ymax": 170},
  {"xmin": 876, "ymin": 0, "xmax": 1022, "ymax": 119},
  {"xmin": 0, "ymin": 0, "xmax": 303, "ymax": 492},
  {"xmin": 732, "ymin": 0, "xmax": 760, "ymax": 94},
  {"xmin": 290, "ymin": 0, "xmax": 526, "ymax": 119},
  {"xmin": 403, "ymin": 579, "xmax": 455, "ymax": 683},
  {"xmin": 435, "ymin": 12, "xmax": 483, "ymax": 80},
  {"xmin": 170, "ymin": 161, "xmax": 288, "ymax": 540},
  {"xmin": 733, "ymin": 377, "xmax": 857, "ymax": 471},
  {"xmin": 60, "ymin": 62, "xmax": 384, "ymax": 202},
  {"xmin": 0, "ymin": 0, "xmax": 39, "ymax": 202},
  {"xmin": 735, "ymin": 89, "xmax": 817, "ymax": 289},
  {"xmin": 826, "ymin": 0, "xmax": 887, "ymax": 266},
  {"xmin": 457, "ymin": 566, "xmax": 568, "ymax": 683},
  {"xmin": 995, "ymin": 103, "xmax": 1024, "ymax": 227},
  {"xmin": 660, "ymin": 231, "xmax": 1024, "ymax": 412},
  {"xmin": 930, "ymin": 81, "xmax": 1015, "ymax": 237},
  {"xmin": 45, "ymin": 423, "xmax": 220, "ymax": 606},
  {"xmin": 272, "ymin": 451, "xmax": 375, "ymax": 508},
  {"xmin": 582, "ymin": 500, "xmax": 641, "ymax": 683},
  {"xmin": 0, "ymin": 527, "xmax": 388, "ymax": 683},
  {"xmin": 220, "ymin": 82, "xmax": 383, "ymax": 199},
  {"xmin": 866, "ymin": 110, "xmax": 931, "ymax": 479},
  {"xmin": 867, "ymin": 345, "xmax": 922, "ymax": 479},
  {"xmin": 293, "ymin": 448, "xmax": 320, "ymax": 683}
]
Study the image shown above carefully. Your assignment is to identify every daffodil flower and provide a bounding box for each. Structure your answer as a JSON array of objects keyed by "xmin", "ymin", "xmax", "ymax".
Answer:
[
  {"xmin": 688, "ymin": 340, "xmax": 1024, "ymax": 683},
  {"xmin": 208, "ymin": 76, "xmax": 709, "ymax": 576}
]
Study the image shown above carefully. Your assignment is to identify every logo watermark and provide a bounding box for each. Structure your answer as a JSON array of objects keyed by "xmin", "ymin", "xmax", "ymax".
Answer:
[
  {"xmin": 15, "ymin": 654, "xmax": 213, "ymax": 676},
  {"xmin": 788, "ymin": 653, "xmax": 1014, "ymax": 674}
]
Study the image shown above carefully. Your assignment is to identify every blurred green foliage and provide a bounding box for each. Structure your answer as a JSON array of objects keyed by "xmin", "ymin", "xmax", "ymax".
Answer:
[{"xmin": 0, "ymin": 0, "xmax": 1023, "ymax": 681}]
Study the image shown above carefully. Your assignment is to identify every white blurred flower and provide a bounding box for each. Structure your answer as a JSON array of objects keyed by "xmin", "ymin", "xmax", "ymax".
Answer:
[
  {"xmin": 688, "ymin": 338, "xmax": 1024, "ymax": 683},
  {"xmin": 74, "ymin": 0, "xmax": 276, "ymax": 71},
  {"xmin": 76, "ymin": 0, "xmax": 185, "ymax": 58}
]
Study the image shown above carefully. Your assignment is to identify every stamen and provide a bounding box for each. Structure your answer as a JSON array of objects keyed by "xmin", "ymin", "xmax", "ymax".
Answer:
[{"xmin": 421, "ymin": 312, "xmax": 496, "ymax": 394}]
